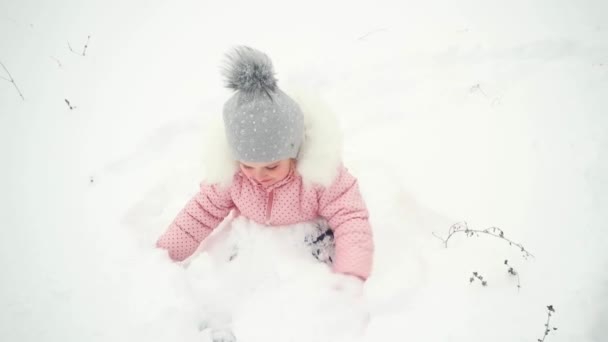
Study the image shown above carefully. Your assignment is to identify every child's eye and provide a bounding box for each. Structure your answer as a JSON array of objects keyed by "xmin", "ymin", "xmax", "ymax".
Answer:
[
  {"xmin": 265, "ymin": 165, "xmax": 278, "ymax": 170},
  {"xmin": 242, "ymin": 165, "xmax": 253, "ymax": 170}
]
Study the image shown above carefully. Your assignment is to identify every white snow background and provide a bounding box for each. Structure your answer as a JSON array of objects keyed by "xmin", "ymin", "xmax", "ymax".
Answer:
[{"xmin": 1, "ymin": 0, "xmax": 607, "ymax": 341}]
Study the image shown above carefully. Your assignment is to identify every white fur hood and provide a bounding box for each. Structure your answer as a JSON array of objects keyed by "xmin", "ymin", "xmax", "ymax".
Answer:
[{"xmin": 201, "ymin": 90, "xmax": 343, "ymax": 188}]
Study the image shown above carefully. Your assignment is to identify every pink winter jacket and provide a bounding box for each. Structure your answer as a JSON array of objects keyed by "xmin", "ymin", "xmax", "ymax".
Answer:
[{"xmin": 156, "ymin": 165, "xmax": 374, "ymax": 280}]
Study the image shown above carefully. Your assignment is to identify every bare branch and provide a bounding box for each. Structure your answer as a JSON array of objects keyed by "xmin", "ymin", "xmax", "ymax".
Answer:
[
  {"xmin": 537, "ymin": 305, "xmax": 557, "ymax": 342},
  {"xmin": 64, "ymin": 98, "xmax": 76, "ymax": 110},
  {"xmin": 68, "ymin": 41, "xmax": 78, "ymax": 55},
  {"xmin": 82, "ymin": 35, "xmax": 91, "ymax": 56},
  {"xmin": 504, "ymin": 259, "xmax": 522, "ymax": 291},
  {"xmin": 469, "ymin": 271, "xmax": 488, "ymax": 287},
  {"xmin": 433, "ymin": 222, "xmax": 534, "ymax": 259},
  {"xmin": 50, "ymin": 56, "xmax": 63, "ymax": 68},
  {"xmin": 0, "ymin": 61, "xmax": 25, "ymax": 100},
  {"xmin": 431, "ymin": 232, "xmax": 445, "ymax": 243},
  {"xmin": 68, "ymin": 35, "xmax": 91, "ymax": 56}
]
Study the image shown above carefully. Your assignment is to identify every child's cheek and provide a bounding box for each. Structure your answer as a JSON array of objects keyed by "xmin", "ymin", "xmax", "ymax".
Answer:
[
  {"xmin": 274, "ymin": 168, "xmax": 287, "ymax": 180},
  {"xmin": 241, "ymin": 168, "xmax": 252, "ymax": 178}
]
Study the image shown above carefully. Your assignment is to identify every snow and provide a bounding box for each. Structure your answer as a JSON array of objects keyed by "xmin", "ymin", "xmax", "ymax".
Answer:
[{"xmin": 1, "ymin": 0, "xmax": 607, "ymax": 341}]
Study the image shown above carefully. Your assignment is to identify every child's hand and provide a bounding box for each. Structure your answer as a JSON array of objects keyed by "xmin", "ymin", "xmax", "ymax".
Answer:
[
  {"xmin": 331, "ymin": 273, "xmax": 371, "ymax": 332},
  {"xmin": 331, "ymin": 273, "xmax": 365, "ymax": 295}
]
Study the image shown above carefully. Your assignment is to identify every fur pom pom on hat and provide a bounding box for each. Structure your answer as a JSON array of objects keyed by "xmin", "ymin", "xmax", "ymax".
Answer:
[
  {"xmin": 222, "ymin": 46, "xmax": 277, "ymax": 94},
  {"xmin": 222, "ymin": 46, "xmax": 304, "ymax": 163}
]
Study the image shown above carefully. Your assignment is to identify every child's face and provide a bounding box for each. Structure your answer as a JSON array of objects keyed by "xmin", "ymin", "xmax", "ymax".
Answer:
[{"xmin": 239, "ymin": 159, "xmax": 293, "ymax": 187}]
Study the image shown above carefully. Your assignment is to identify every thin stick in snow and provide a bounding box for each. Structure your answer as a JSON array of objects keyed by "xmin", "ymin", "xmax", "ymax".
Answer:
[
  {"xmin": 0, "ymin": 61, "xmax": 25, "ymax": 100},
  {"xmin": 432, "ymin": 221, "xmax": 534, "ymax": 259},
  {"xmin": 537, "ymin": 305, "xmax": 558, "ymax": 342},
  {"xmin": 469, "ymin": 271, "xmax": 488, "ymax": 287},
  {"xmin": 82, "ymin": 35, "xmax": 90, "ymax": 56},
  {"xmin": 64, "ymin": 99, "xmax": 76, "ymax": 110},
  {"xmin": 51, "ymin": 56, "xmax": 63, "ymax": 68},
  {"xmin": 68, "ymin": 35, "xmax": 91, "ymax": 56},
  {"xmin": 504, "ymin": 259, "xmax": 522, "ymax": 291}
]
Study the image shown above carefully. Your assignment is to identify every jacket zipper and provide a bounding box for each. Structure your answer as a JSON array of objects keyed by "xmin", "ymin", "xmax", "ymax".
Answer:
[{"xmin": 265, "ymin": 190, "xmax": 274, "ymax": 225}]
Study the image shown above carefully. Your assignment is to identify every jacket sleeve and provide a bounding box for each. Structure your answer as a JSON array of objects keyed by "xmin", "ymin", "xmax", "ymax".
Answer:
[
  {"xmin": 318, "ymin": 166, "xmax": 374, "ymax": 280},
  {"xmin": 156, "ymin": 182, "xmax": 235, "ymax": 262}
]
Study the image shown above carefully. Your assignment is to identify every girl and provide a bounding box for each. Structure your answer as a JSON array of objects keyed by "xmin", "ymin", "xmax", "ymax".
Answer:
[{"xmin": 156, "ymin": 46, "xmax": 374, "ymax": 341}]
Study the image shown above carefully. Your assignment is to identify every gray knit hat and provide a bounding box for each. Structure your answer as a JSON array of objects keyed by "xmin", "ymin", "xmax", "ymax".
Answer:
[{"xmin": 222, "ymin": 46, "xmax": 304, "ymax": 163}]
